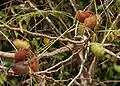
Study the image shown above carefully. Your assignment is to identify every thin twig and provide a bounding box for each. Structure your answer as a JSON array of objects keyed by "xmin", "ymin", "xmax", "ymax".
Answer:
[
  {"xmin": 88, "ymin": 56, "xmax": 98, "ymax": 84},
  {"xmin": 0, "ymin": 24, "xmax": 84, "ymax": 44},
  {"xmin": 105, "ymin": 48, "xmax": 120, "ymax": 59},
  {"xmin": 102, "ymin": 14, "xmax": 120, "ymax": 44},
  {"xmin": 68, "ymin": 42, "xmax": 88, "ymax": 86},
  {"xmin": 100, "ymin": 0, "xmax": 114, "ymax": 16},
  {"xmin": 37, "ymin": 44, "xmax": 74, "ymax": 58},
  {"xmin": 69, "ymin": 0, "xmax": 77, "ymax": 13},
  {"xmin": 68, "ymin": 52, "xmax": 88, "ymax": 86},
  {"xmin": 28, "ymin": 0, "xmax": 62, "ymax": 36},
  {"xmin": 45, "ymin": 52, "xmax": 76, "ymax": 71},
  {"xmin": 35, "ymin": 59, "xmax": 77, "ymax": 74},
  {"xmin": 46, "ymin": 17, "xmax": 62, "ymax": 36},
  {"xmin": 0, "ymin": 43, "xmax": 73, "ymax": 59},
  {"xmin": 47, "ymin": 0, "xmax": 54, "ymax": 10},
  {"xmin": 27, "ymin": 0, "xmax": 39, "ymax": 10},
  {"xmin": 41, "ymin": 44, "xmax": 85, "ymax": 72},
  {"xmin": 83, "ymin": 0, "xmax": 93, "ymax": 11},
  {"xmin": 0, "ymin": 51, "xmax": 14, "ymax": 59},
  {"xmin": 0, "ymin": 31, "xmax": 17, "ymax": 51}
]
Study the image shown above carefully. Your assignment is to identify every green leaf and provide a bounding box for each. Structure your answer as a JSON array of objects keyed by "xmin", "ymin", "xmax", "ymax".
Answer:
[
  {"xmin": 114, "ymin": 64, "xmax": 120, "ymax": 73},
  {"xmin": 78, "ymin": 24, "xmax": 84, "ymax": 36},
  {"xmin": 0, "ymin": 11, "xmax": 5, "ymax": 18},
  {"xmin": 102, "ymin": 64, "xmax": 107, "ymax": 69},
  {"xmin": 34, "ymin": 84, "xmax": 38, "ymax": 86},
  {"xmin": 0, "ymin": 73, "xmax": 6, "ymax": 85},
  {"xmin": 31, "ymin": 38, "xmax": 39, "ymax": 47},
  {"xmin": 24, "ymin": 17, "xmax": 30, "ymax": 25},
  {"xmin": 14, "ymin": 31, "xmax": 19, "ymax": 38},
  {"xmin": 1, "ymin": 73, "xmax": 6, "ymax": 81},
  {"xmin": 40, "ymin": 0, "xmax": 44, "ymax": 4},
  {"xmin": 64, "ymin": 72, "xmax": 69, "ymax": 76},
  {"xmin": 91, "ymin": 33, "xmax": 98, "ymax": 42},
  {"xmin": 40, "ymin": 61, "xmax": 48, "ymax": 67},
  {"xmin": 107, "ymin": 33, "xmax": 114, "ymax": 42},
  {"xmin": 54, "ymin": 54, "xmax": 65, "ymax": 60},
  {"xmin": 4, "ymin": 62, "xmax": 12, "ymax": 68},
  {"xmin": 11, "ymin": 7, "xmax": 16, "ymax": 14},
  {"xmin": 0, "ymin": 77, "xmax": 4, "ymax": 85},
  {"xmin": 3, "ymin": 59, "xmax": 13, "ymax": 68}
]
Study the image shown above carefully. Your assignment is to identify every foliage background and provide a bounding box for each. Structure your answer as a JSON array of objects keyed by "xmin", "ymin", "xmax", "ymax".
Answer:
[{"xmin": 0, "ymin": 0, "xmax": 120, "ymax": 86}]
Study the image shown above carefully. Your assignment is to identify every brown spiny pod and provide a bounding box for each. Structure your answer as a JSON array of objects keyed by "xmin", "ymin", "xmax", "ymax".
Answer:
[
  {"xmin": 14, "ymin": 49, "xmax": 30, "ymax": 61},
  {"xmin": 12, "ymin": 62, "xmax": 29, "ymax": 75},
  {"xmin": 76, "ymin": 11, "xmax": 94, "ymax": 23},
  {"xmin": 30, "ymin": 59, "xmax": 39, "ymax": 72},
  {"xmin": 84, "ymin": 14, "xmax": 101, "ymax": 28}
]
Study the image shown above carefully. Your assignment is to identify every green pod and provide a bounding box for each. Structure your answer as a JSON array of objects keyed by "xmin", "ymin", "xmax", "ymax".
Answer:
[
  {"xmin": 78, "ymin": 24, "xmax": 84, "ymax": 36},
  {"xmin": 91, "ymin": 43, "xmax": 105, "ymax": 57}
]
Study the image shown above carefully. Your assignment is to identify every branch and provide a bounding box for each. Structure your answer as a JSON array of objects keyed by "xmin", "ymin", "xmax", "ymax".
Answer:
[
  {"xmin": 0, "ymin": 24, "xmax": 83, "ymax": 44},
  {"xmin": 69, "ymin": 0, "xmax": 77, "ymax": 13},
  {"xmin": 28, "ymin": 0, "xmax": 62, "ymax": 36},
  {"xmin": 102, "ymin": 14, "xmax": 120, "ymax": 44},
  {"xmin": 0, "ymin": 51, "xmax": 14, "ymax": 59},
  {"xmin": 0, "ymin": 44, "xmax": 74, "ymax": 59},
  {"xmin": 38, "ymin": 44, "xmax": 74, "ymax": 58},
  {"xmin": 68, "ymin": 60, "xmax": 85, "ymax": 86},
  {"xmin": 105, "ymin": 48, "xmax": 120, "ymax": 59},
  {"xmin": 0, "ymin": 31, "xmax": 17, "ymax": 50},
  {"xmin": 36, "ymin": 47, "xmax": 83, "ymax": 74},
  {"xmin": 68, "ymin": 48, "xmax": 88, "ymax": 86},
  {"xmin": 47, "ymin": 0, "xmax": 54, "ymax": 10}
]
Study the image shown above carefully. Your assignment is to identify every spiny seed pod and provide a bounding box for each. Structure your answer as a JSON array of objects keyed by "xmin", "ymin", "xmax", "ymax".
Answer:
[
  {"xmin": 76, "ymin": 11, "xmax": 94, "ymax": 23},
  {"xmin": 13, "ymin": 39, "xmax": 30, "ymax": 49},
  {"xmin": 30, "ymin": 59, "xmax": 39, "ymax": 72},
  {"xmin": 12, "ymin": 62, "xmax": 29, "ymax": 75},
  {"xmin": 91, "ymin": 43, "xmax": 105, "ymax": 57},
  {"xmin": 14, "ymin": 49, "xmax": 30, "ymax": 61},
  {"xmin": 84, "ymin": 14, "xmax": 101, "ymax": 28},
  {"xmin": 43, "ymin": 37, "xmax": 50, "ymax": 44}
]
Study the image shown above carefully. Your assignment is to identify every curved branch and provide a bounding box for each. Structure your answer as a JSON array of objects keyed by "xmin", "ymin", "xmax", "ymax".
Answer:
[
  {"xmin": 0, "ymin": 44, "xmax": 74, "ymax": 59},
  {"xmin": 37, "ymin": 44, "xmax": 74, "ymax": 58},
  {"xmin": 0, "ymin": 43, "xmax": 120, "ymax": 59},
  {"xmin": 0, "ymin": 24, "xmax": 83, "ymax": 44},
  {"xmin": 0, "ymin": 51, "xmax": 14, "ymax": 59}
]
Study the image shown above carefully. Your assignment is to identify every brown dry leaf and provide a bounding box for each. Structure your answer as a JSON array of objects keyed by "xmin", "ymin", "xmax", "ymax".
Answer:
[
  {"xmin": 76, "ymin": 11, "xmax": 94, "ymax": 23},
  {"xmin": 84, "ymin": 14, "xmax": 101, "ymax": 28},
  {"xmin": 30, "ymin": 59, "xmax": 39, "ymax": 72}
]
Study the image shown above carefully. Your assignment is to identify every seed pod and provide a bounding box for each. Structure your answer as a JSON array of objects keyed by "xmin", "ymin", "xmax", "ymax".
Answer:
[
  {"xmin": 76, "ymin": 11, "xmax": 94, "ymax": 23},
  {"xmin": 30, "ymin": 59, "xmax": 39, "ymax": 72},
  {"xmin": 78, "ymin": 24, "xmax": 84, "ymax": 36},
  {"xmin": 13, "ymin": 39, "xmax": 30, "ymax": 49},
  {"xmin": 84, "ymin": 14, "xmax": 101, "ymax": 28},
  {"xmin": 12, "ymin": 62, "xmax": 29, "ymax": 75},
  {"xmin": 43, "ymin": 37, "xmax": 50, "ymax": 44},
  {"xmin": 14, "ymin": 49, "xmax": 30, "ymax": 61},
  {"xmin": 91, "ymin": 43, "xmax": 105, "ymax": 57}
]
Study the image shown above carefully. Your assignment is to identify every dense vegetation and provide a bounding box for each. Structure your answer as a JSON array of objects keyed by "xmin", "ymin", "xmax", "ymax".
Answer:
[{"xmin": 0, "ymin": 0, "xmax": 120, "ymax": 86}]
